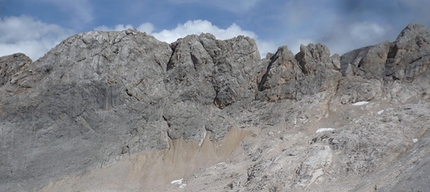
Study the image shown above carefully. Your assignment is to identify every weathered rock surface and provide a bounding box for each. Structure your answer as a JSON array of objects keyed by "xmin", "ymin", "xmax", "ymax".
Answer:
[
  {"xmin": 163, "ymin": 33, "xmax": 260, "ymax": 141},
  {"xmin": 257, "ymin": 43, "xmax": 341, "ymax": 102},
  {"xmin": 1, "ymin": 24, "xmax": 430, "ymax": 191},
  {"xmin": 0, "ymin": 53, "xmax": 32, "ymax": 87}
]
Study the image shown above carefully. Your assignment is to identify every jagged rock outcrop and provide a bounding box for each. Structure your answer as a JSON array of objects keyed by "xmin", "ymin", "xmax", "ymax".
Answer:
[
  {"xmin": 340, "ymin": 24, "xmax": 430, "ymax": 82},
  {"xmin": 257, "ymin": 43, "xmax": 341, "ymax": 102},
  {"xmin": 337, "ymin": 24, "xmax": 430, "ymax": 104},
  {"xmin": 340, "ymin": 42, "xmax": 390, "ymax": 79},
  {"xmin": 163, "ymin": 33, "xmax": 260, "ymax": 141},
  {"xmin": 387, "ymin": 24, "xmax": 430, "ymax": 80},
  {"xmin": 1, "ymin": 24, "xmax": 430, "ymax": 192},
  {"xmin": 0, "ymin": 53, "xmax": 32, "ymax": 87}
]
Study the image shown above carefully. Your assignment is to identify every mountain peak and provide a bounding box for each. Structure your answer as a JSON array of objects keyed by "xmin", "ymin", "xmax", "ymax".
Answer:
[{"xmin": 2, "ymin": 24, "xmax": 430, "ymax": 191}]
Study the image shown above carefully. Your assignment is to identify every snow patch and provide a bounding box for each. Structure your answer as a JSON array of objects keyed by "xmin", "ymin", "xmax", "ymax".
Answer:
[
  {"xmin": 413, "ymin": 138, "xmax": 418, "ymax": 143},
  {"xmin": 171, "ymin": 178, "xmax": 183, "ymax": 185},
  {"xmin": 377, "ymin": 110, "xmax": 384, "ymax": 114},
  {"xmin": 316, "ymin": 128, "xmax": 335, "ymax": 133},
  {"xmin": 352, "ymin": 101, "xmax": 369, "ymax": 106},
  {"xmin": 179, "ymin": 184, "xmax": 187, "ymax": 188},
  {"xmin": 217, "ymin": 162, "xmax": 226, "ymax": 165}
]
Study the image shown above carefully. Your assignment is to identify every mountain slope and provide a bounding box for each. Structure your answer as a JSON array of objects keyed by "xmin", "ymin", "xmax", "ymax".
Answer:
[{"xmin": 1, "ymin": 24, "xmax": 430, "ymax": 191}]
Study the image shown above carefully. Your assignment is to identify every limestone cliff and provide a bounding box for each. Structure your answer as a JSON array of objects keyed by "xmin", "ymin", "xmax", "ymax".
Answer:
[{"xmin": 1, "ymin": 24, "xmax": 430, "ymax": 191}]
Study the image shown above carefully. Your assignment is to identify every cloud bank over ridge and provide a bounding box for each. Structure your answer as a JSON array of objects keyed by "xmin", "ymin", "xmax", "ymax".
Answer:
[
  {"xmin": 2, "ymin": 0, "xmax": 430, "ymax": 60},
  {"xmin": 0, "ymin": 15, "xmax": 73, "ymax": 60},
  {"xmin": 0, "ymin": 15, "xmax": 392, "ymax": 61},
  {"xmin": 0, "ymin": 17, "xmax": 277, "ymax": 60}
]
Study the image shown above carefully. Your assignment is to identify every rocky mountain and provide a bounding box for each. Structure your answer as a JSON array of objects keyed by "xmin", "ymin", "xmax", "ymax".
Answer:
[{"xmin": 1, "ymin": 24, "xmax": 429, "ymax": 191}]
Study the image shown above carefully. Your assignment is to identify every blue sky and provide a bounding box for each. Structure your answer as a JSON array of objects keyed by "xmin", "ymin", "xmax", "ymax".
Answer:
[{"xmin": 1, "ymin": 0, "xmax": 430, "ymax": 60}]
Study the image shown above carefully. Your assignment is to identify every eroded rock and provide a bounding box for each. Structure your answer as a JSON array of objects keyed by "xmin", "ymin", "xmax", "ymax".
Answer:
[{"xmin": 1, "ymin": 24, "xmax": 430, "ymax": 192}]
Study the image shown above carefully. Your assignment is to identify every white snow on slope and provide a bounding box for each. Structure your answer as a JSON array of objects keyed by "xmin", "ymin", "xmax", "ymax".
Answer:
[
  {"xmin": 171, "ymin": 178, "xmax": 183, "ymax": 185},
  {"xmin": 171, "ymin": 178, "xmax": 187, "ymax": 188},
  {"xmin": 352, "ymin": 101, "xmax": 369, "ymax": 106},
  {"xmin": 316, "ymin": 128, "xmax": 335, "ymax": 133},
  {"xmin": 377, "ymin": 110, "xmax": 384, "ymax": 114}
]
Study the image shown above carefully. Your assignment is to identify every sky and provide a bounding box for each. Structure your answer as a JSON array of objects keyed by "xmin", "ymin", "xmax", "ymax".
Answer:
[{"xmin": 1, "ymin": 0, "xmax": 430, "ymax": 60}]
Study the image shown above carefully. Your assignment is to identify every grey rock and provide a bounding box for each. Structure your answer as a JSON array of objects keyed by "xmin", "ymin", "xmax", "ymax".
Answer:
[
  {"xmin": 336, "ymin": 76, "xmax": 383, "ymax": 104},
  {"xmin": 359, "ymin": 41, "xmax": 391, "ymax": 79},
  {"xmin": 342, "ymin": 24, "xmax": 430, "ymax": 81},
  {"xmin": 163, "ymin": 33, "xmax": 261, "ymax": 140},
  {"xmin": 340, "ymin": 45, "xmax": 372, "ymax": 76},
  {"xmin": 387, "ymin": 24, "xmax": 430, "ymax": 81},
  {"xmin": 257, "ymin": 46, "xmax": 302, "ymax": 101},
  {"xmin": 0, "ymin": 30, "xmax": 174, "ymax": 190},
  {"xmin": 378, "ymin": 127, "xmax": 430, "ymax": 192},
  {"xmin": 337, "ymin": 24, "xmax": 430, "ymax": 104},
  {"xmin": 295, "ymin": 43, "xmax": 331, "ymax": 75},
  {"xmin": 2, "ymin": 24, "xmax": 430, "ymax": 192},
  {"xmin": 257, "ymin": 44, "xmax": 341, "ymax": 102},
  {"xmin": 165, "ymin": 33, "xmax": 260, "ymax": 108},
  {"xmin": 340, "ymin": 42, "xmax": 390, "ymax": 79},
  {"xmin": 0, "ymin": 53, "xmax": 32, "ymax": 87},
  {"xmin": 0, "ymin": 30, "xmax": 265, "ymax": 191}
]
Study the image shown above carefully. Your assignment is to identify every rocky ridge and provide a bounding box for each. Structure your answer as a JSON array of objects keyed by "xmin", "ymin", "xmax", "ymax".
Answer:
[{"xmin": 0, "ymin": 24, "xmax": 429, "ymax": 191}]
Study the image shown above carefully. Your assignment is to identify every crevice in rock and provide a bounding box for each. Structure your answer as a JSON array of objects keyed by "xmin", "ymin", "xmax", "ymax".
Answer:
[
  {"xmin": 162, "ymin": 115, "xmax": 170, "ymax": 128},
  {"xmin": 162, "ymin": 115, "xmax": 175, "ymax": 141},
  {"xmin": 190, "ymin": 52, "xmax": 199, "ymax": 71},
  {"xmin": 409, "ymin": 56, "xmax": 423, "ymax": 64},
  {"xmin": 387, "ymin": 44, "xmax": 398, "ymax": 59},
  {"xmin": 258, "ymin": 54, "xmax": 278, "ymax": 92},
  {"xmin": 166, "ymin": 43, "xmax": 178, "ymax": 71},
  {"xmin": 213, "ymin": 90, "xmax": 227, "ymax": 109}
]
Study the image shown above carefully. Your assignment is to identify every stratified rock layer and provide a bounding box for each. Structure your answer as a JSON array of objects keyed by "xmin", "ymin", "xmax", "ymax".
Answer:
[{"xmin": 1, "ymin": 24, "xmax": 430, "ymax": 191}]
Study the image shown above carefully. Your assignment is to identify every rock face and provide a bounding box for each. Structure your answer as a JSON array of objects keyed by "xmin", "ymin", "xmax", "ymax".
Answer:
[
  {"xmin": 163, "ymin": 33, "xmax": 260, "ymax": 140},
  {"xmin": 0, "ymin": 30, "xmax": 262, "ymax": 191},
  {"xmin": 1, "ymin": 24, "xmax": 430, "ymax": 191},
  {"xmin": 0, "ymin": 53, "xmax": 32, "ymax": 86},
  {"xmin": 340, "ymin": 24, "xmax": 430, "ymax": 82},
  {"xmin": 257, "ymin": 43, "xmax": 341, "ymax": 102}
]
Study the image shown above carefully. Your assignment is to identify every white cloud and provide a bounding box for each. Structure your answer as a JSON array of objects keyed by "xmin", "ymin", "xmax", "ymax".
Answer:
[
  {"xmin": 349, "ymin": 22, "xmax": 386, "ymax": 41},
  {"xmin": 150, "ymin": 20, "xmax": 276, "ymax": 57},
  {"xmin": 0, "ymin": 15, "xmax": 73, "ymax": 60},
  {"xmin": 95, "ymin": 23, "xmax": 154, "ymax": 33},
  {"xmin": 256, "ymin": 40, "xmax": 278, "ymax": 57},
  {"xmin": 151, "ymin": 20, "xmax": 257, "ymax": 43},
  {"xmin": 287, "ymin": 38, "xmax": 316, "ymax": 54},
  {"xmin": 136, "ymin": 23, "xmax": 155, "ymax": 33},
  {"xmin": 0, "ymin": 17, "xmax": 276, "ymax": 61},
  {"xmin": 321, "ymin": 22, "xmax": 391, "ymax": 55}
]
